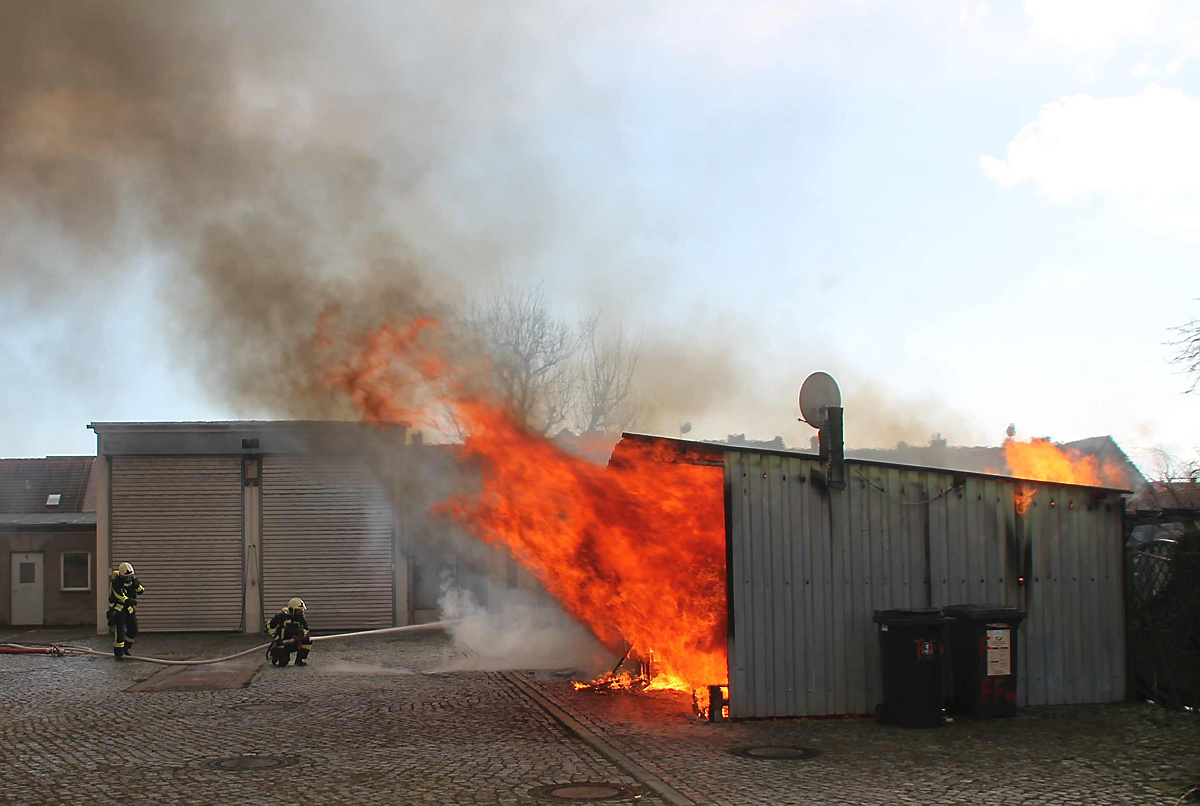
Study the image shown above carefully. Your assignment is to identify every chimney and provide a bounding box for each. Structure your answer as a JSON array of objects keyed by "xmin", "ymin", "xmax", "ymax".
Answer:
[{"xmin": 819, "ymin": 407, "xmax": 845, "ymax": 489}]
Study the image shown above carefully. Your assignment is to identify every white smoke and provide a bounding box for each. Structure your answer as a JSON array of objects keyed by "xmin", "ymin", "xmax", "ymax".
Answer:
[{"xmin": 435, "ymin": 583, "xmax": 614, "ymax": 674}]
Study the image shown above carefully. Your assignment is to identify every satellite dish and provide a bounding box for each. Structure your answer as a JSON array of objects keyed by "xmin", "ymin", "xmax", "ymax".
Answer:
[{"xmin": 798, "ymin": 372, "xmax": 842, "ymax": 426}]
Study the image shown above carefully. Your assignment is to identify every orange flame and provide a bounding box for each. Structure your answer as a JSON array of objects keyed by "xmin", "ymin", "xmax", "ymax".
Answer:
[
  {"xmin": 1014, "ymin": 486, "xmax": 1036, "ymax": 516},
  {"xmin": 313, "ymin": 314, "xmax": 728, "ymax": 691},
  {"xmin": 1003, "ymin": 438, "xmax": 1127, "ymax": 514},
  {"xmin": 692, "ymin": 684, "xmax": 729, "ymax": 720}
]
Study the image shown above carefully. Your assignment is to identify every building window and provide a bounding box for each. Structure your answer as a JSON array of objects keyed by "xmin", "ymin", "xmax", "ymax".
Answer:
[{"xmin": 61, "ymin": 552, "xmax": 91, "ymax": 592}]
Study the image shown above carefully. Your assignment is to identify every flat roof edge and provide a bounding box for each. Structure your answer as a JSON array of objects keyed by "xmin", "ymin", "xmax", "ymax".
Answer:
[
  {"xmin": 620, "ymin": 432, "xmax": 1133, "ymax": 495},
  {"xmin": 88, "ymin": 420, "xmax": 407, "ymax": 434}
]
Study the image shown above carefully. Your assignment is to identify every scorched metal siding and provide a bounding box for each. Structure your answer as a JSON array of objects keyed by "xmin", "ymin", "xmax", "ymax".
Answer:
[
  {"xmin": 261, "ymin": 455, "xmax": 395, "ymax": 630},
  {"xmin": 109, "ymin": 456, "xmax": 244, "ymax": 631},
  {"xmin": 725, "ymin": 449, "xmax": 1126, "ymax": 719}
]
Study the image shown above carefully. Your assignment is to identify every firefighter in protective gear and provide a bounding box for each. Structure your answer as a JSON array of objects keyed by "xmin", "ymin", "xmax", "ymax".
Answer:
[
  {"xmin": 267, "ymin": 597, "xmax": 312, "ymax": 667},
  {"xmin": 108, "ymin": 562, "xmax": 145, "ymax": 660}
]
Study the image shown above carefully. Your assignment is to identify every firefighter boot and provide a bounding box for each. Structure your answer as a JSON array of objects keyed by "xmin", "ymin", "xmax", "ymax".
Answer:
[
  {"xmin": 113, "ymin": 644, "xmax": 124, "ymax": 660},
  {"xmin": 295, "ymin": 647, "xmax": 309, "ymax": 667}
]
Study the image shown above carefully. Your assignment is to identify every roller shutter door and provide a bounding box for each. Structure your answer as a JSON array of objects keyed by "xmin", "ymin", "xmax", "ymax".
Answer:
[
  {"xmin": 262, "ymin": 456, "xmax": 394, "ymax": 630},
  {"xmin": 110, "ymin": 456, "xmax": 244, "ymax": 631}
]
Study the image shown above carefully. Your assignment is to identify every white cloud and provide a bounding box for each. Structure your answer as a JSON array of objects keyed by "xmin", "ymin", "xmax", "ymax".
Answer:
[
  {"xmin": 1132, "ymin": 49, "xmax": 1161, "ymax": 77},
  {"xmin": 1037, "ymin": 267, "xmax": 1092, "ymax": 296},
  {"xmin": 980, "ymin": 85, "xmax": 1200, "ymax": 225},
  {"xmin": 959, "ymin": 0, "xmax": 992, "ymax": 30},
  {"xmin": 1024, "ymin": 0, "xmax": 1164, "ymax": 55}
]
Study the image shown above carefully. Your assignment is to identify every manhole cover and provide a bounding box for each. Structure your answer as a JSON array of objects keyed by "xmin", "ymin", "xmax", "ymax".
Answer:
[
  {"xmin": 233, "ymin": 703, "xmax": 284, "ymax": 712},
  {"xmin": 733, "ymin": 746, "xmax": 819, "ymax": 760},
  {"xmin": 534, "ymin": 782, "xmax": 638, "ymax": 801},
  {"xmin": 208, "ymin": 755, "xmax": 297, "ymax": 770}
]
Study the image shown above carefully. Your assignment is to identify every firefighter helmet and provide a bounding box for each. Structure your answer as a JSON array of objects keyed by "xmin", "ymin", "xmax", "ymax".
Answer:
[
  {"xmin": 118, "ymin": 562, "xmax": 135, "ymax": 577},
  {"xmin": 287, "ymin": 597, "xmax": 306, "ymax": 611}
]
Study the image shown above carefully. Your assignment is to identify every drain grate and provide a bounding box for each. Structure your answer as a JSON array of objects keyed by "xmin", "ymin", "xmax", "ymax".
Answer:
[
  {"xmin": 533, "ymin": 782, "xmax": 638, "ymax": 802},
  {"xmin": 208, "ymin": 755, "xmax": 297, "ymax": 770},
  {"xmin": 233, "ymin": 703, "xmax": 284, "ymax": 712},
  {"xmin": 732, "ymin": 745, "xmax": 820, "ymax": 760}
]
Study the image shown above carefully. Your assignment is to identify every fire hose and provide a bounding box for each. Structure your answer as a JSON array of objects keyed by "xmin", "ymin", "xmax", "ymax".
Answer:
[{"xmin": 0, "ymin": 620, "xmax": 461, "ymax": 666}]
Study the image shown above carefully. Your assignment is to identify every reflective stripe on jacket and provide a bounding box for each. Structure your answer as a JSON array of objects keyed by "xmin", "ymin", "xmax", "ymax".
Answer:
[{"xmin": 109, "ymin": 572, "xmax": 144, "ymax": 610}]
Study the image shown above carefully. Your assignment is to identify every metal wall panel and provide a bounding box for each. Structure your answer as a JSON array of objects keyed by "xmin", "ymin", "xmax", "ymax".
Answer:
[
  {"xmin": 261, "ymin": 456, "xmax": 395, "ymax": 630},
  {"xmin": 110, "ymin": 456, "xmax": 243, "ymax": 631},
  {"xmin": 726, "ymin": 449, "xmax": 1127, "ymax": 718}
]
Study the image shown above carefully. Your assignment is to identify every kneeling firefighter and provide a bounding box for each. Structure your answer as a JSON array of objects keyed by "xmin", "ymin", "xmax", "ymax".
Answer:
[
  {"xmin": 267, "ymin": 597, "xmax": 313, "ymax": 667},
  {"xmin": 108, "ymin": 562, "xmax": 145, "ymax": 660}
]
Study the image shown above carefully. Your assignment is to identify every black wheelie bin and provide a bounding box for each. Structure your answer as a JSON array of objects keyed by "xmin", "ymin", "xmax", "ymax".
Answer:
[
  {"xmin": 872, "ymin": 608, "xmax": 953, "ymax": 728},
  {"xmin": 942, "ymin": 604, "xmax": 1027, "ymax": 718}
]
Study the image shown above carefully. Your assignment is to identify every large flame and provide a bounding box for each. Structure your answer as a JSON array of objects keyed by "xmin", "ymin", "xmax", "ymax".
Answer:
[
  {"xmin": 313, "ymin": 315, "xmax": 728, "ymax": 690},
  {"xmin": 1003, "ymin": 437, "xmax": 1127, "ymax": 514}
]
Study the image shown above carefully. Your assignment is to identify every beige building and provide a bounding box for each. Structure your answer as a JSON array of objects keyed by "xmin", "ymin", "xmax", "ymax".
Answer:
[{"xmin": 89, "ymin": 421, "xmax": 503, "ymax": 634}]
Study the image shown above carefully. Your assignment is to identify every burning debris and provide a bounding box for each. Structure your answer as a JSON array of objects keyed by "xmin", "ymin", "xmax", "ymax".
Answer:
[
  {"xmin": 314, "ymin": 315, "xmax": 729, "ymax": 700},
  {"xmin": 692, "ymin": 685, "xmax": 730, "ymax": 722}
]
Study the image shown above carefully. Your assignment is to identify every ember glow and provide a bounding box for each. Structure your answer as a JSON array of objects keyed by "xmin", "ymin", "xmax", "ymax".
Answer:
[
  {"xmin": 314, "ymin": 315, "xmax": 728, "ymax": 692},
  {"xmin": 1004, "ymin": 438, "xmax": 1127, "ymax": 514}
]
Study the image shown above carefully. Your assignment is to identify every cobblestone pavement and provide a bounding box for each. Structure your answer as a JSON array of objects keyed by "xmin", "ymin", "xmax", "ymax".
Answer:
[
  {"xmin": 4, "ymin": 626, "xmax": 1198, "ymax": 805},
  {"xmin": 0, "ymin": 628, "xmax": 658, "ymax": 806},
  {"xmin": 521, "ymin": 672, "xmax": 1200, "ymax": 806}
]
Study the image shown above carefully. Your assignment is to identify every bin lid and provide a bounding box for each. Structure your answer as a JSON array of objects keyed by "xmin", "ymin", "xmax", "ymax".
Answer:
[
  {"xmin": 942, "ymin": 604, "xmax": 1027, "ymax": 622},
  {"xmin": 872, "ymin": 608, "xmax": 953, "ymax": 625}
]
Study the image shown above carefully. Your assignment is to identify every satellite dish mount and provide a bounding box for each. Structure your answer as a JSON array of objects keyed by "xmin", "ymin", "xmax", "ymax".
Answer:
[{"xmin": 798, "ymin": 372, "xmax": 845, "ymax": 489}]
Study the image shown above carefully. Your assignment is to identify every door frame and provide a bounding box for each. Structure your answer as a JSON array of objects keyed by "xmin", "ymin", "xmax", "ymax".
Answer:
[{"xmin": 10, "ymin": 551, "xmax": 46, "ymax": 627}]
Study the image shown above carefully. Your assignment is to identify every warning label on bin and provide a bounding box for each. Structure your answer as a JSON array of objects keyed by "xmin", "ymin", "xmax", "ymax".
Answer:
[{"xmin": 986, "ymin": 629, "xmax": 1011, "ymax": 676}]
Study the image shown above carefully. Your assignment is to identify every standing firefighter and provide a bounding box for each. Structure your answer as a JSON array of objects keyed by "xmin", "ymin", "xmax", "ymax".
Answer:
[
  {"xmin": 107, "ymin": 562, "xmax": 144, "ymax": 660},
  {"xmin": 267, "ymin": 597, "xmax": 313, "ymax": 667}
]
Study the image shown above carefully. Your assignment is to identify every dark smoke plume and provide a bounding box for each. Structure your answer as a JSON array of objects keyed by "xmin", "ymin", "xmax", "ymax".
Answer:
[
  {"xmin": 1, "ymin": 1, "xmax": 974, "ymax": 448},
  {"xmin": 0, "ymin": 1, "xmax": 489, "ymax": 417}
]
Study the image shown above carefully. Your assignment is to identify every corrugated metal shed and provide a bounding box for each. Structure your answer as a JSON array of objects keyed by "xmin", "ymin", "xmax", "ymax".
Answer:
[{"xmin": 723, "ymin": 445, "xmax": 1128, "ymax": 718}]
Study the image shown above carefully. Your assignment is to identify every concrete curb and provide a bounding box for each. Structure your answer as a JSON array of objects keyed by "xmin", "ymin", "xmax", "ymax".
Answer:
[{"xmin": 501, "ymin": 671, "xmax": 697, "ymax": 806}]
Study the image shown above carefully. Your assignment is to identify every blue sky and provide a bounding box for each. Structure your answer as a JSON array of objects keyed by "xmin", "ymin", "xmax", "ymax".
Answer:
[{"xmin": 3, "ymin": 0, "xmax": 1199, "ymax": 472}]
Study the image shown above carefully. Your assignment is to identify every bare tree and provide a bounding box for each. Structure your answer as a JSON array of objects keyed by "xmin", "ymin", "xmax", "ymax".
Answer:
[
  {"xmin": 575, "ymin": 315, "xmax": 644, "ymax": 434},
  {"xmin": 464, "ymin": 282, "xmax": 581, "ymax": 434},
  {"xmin": 1171, "ymin": 303, "xmax": 1200, "ymax": 392}
]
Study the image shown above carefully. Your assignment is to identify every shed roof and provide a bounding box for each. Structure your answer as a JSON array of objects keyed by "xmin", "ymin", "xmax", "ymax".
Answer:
[
  {"xmin": 0, "ymin": 456, "xmax": 96, "ymax": 514},
  {"xmin": 0, "ymin": 512, "xmax": 97, "ymax": 530},
  {"xmin": 89, "ymin": 420, "xmax": 407, "ymax": 457},
  {"xmin": 619, "ymin": 433, "xmax": 1133, "ymax": 495},
  {"xmin": 1134, "ymin": 480, "xmax": 1200, "ymax": 510}
]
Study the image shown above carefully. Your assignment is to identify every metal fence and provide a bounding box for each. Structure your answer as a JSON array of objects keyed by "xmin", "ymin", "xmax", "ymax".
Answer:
[{"xmin": 1126, "ymin": 531, "xmax": 1200, "ymax": 710}]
